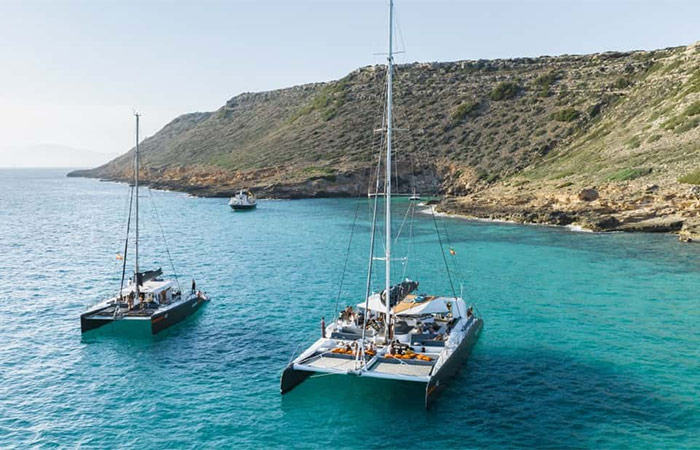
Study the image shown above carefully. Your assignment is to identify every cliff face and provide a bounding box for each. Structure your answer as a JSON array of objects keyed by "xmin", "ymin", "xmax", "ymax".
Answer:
[{"xmin": 70, "ymin": 42, "xmax": 700, "ymax": 239}]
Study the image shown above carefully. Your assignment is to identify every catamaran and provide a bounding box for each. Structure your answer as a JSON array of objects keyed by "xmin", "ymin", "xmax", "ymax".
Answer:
[
  {"xmin": 280, "ymin": 0, "xmax": 483, "ymax": 408},
  {"xmin": 81, "ymin": 113, "xmax": 209, "ymax": 335}
]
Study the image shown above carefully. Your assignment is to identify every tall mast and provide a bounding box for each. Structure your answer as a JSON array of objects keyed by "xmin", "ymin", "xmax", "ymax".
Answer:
[
  {"xmin": 384, "ymin": 0, "xmax": 394, "ymax": 339},
  {"xmin": 134, "ymin": 112, "xmax": 140, "ymax": 300}
]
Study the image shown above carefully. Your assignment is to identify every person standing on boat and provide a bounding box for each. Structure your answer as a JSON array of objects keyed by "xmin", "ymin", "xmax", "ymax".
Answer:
[
  {"xmin": 191, "ymin": 279, "xmax": 196, "ymax": 294},
  {"xmin": 321, "ymin": 316, "xmax": 326, "ymax": 338}
]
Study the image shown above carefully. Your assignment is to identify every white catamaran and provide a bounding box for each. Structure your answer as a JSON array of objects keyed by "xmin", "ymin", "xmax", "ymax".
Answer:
[
  {"xmin": 81, "ymin": 113, "xmax": 209, "ymax": 335},
  {"xmin": 281, "ymin": 0, "xmax": 483, "ymax": 408}
]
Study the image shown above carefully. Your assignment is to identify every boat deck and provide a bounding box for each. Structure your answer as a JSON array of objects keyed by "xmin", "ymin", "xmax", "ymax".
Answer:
[
  {"xmin": 87, "ymin": 304, "xmax": 158, "ymax": 319},
  {"xmin": 307, "ymin": 356, "xmax": 358, "ymax": 371},
  {"xmin": 370, "ymin": 360, "xmax": 434, "ymax": 377}
]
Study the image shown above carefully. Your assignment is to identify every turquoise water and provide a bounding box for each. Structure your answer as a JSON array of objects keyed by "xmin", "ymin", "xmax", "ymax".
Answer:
[{"xmin": 0, "ymin": 169, "xmax": 698, "ymax": 449}]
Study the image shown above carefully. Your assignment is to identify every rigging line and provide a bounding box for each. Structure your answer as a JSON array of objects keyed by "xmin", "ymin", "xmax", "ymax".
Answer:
[
  {"xmin": 393, "ymin": 3, "xmax": 407, "ymax": 57},
  {"xmin": 365, "ymin": 111, "xmax": 387, "ymax": 294},
  {"xmin": 111, "ymin": 177, "xmax": 134, "ymax": 277},
  {"xmin": 430, "ymin": 206, "xmax": 457, "ymax": 300},
  {"xmin": 393, "ymin": 197, "xmax": 413, "ymax": 245},
  {"xmin": 333, "ymin": 192, "xmax": 363, "ymax": 318},
  {"xmin": 438, "ymin": 212, "xmax": 468, "ymax": 290},
  {"xmin": 118, "ymin": 185, "xmax": 135, "ymax": 298},
  {"xmin": 409, "ymin": 198, "xmax": 417, "ymax": 275},
  {"xmin": 399, "ymin": 200, "xmax": 414, "ymax": 280},
  {"xmin": 360, "ymin": 155, "xmax": 383, "ymax": 360},
  {"xmin": 147, "ymin": 187, "xmax": 181, "ymax": 292},
  {"xmin": 367, "ymin": 112, "xmax": 387, "ymax": 195}
]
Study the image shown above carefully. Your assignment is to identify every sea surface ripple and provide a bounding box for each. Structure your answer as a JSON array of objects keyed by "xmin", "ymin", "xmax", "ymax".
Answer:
[{"xmin": 0, "ymin": 169, "xmax": 698, "ymax": 449}]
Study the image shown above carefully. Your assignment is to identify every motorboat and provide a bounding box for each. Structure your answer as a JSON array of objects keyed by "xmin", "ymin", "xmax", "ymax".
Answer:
[{"xmin": 229, "ymin": 189, "xmax": 257, "ymax": 210}]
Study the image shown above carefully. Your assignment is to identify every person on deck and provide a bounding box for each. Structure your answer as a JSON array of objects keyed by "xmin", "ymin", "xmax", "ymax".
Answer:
[
  {"xmin": 191, "ymin": 279, "xmax": 196, "ymax": 294},
  {"xmin": 321, "ymin": 316, "xmax": 326, "ymax": 338}
]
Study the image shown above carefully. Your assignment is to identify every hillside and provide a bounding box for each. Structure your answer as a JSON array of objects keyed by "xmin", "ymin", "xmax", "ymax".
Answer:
[{"xmin": 70, "ymin": 42, "xmax": 700, "ymax": 240}]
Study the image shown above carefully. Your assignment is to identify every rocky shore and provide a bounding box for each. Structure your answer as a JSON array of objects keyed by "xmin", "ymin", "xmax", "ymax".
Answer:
[
  {"xmin": 437, "ymin": 182, "xmax": 700, "ymax": 242},
  {"xmin": 71, "ymin": 166, "xmax": 700, "ymax": 243}
]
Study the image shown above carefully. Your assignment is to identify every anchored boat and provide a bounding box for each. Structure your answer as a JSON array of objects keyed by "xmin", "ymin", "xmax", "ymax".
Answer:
[
  {"xmin": 281, "ymin": 0, "xmax": 483, "ymax": 408},
  {"xmin": 228, "ymin": 189, "xmax": 257, "ymax": 210},
  {"xmin": 81, "ymin": 113, "xmax": 209, "ymax": 335}
]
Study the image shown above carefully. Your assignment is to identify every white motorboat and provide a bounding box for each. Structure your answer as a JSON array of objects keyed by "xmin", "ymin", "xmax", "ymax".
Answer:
[
  {"xmin": 228, "ymin": 189, "xmax": 257, "ymax": 210},
  {"xmin": 281, "ymin": 0, "xmax": 483, "ymax": 408}
]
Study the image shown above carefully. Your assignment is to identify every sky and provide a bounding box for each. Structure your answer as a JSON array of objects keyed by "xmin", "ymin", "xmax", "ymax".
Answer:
[{"xmin": 0, "ymin": 0, "xmax": 698, "ymax": 166}]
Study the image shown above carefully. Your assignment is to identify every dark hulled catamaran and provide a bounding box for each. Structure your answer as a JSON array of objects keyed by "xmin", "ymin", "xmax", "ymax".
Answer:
[{"xmin": 80, "ymin": 113, "xmax": 209, "ymax": 335}]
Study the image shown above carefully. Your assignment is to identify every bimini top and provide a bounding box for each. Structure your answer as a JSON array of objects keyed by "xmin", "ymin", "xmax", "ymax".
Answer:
[
  {"xmin": 119, "ymin": 279, "xmax": 177, "ymax": 297},
  {"xmin": 357, "ymin": 294, "xmax": 458, "ymax": 317}
]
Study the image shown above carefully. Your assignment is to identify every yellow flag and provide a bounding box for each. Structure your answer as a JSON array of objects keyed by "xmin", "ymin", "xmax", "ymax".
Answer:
[
  {"xmin": 449, "ymin": 248, "xmax": 456, "ymax": 256},
  {"xmin": 116, "ymin": 254, "xmax": 123, "ymax": 260}
]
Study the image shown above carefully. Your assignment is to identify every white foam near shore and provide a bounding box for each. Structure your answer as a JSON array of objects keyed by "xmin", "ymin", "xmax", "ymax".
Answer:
[
  {"xmin": 419, "ymin": 204, "xmax": 597, "ymax": 233},
  {"xmin": 565, "ymin": 224, "xmax": 594, "ymax": 233}
]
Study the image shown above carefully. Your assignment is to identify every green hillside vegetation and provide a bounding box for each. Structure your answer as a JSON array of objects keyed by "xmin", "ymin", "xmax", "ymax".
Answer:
[{"xmin": 71, "ymin": 42, "xmax": 700, "ymax": 199}]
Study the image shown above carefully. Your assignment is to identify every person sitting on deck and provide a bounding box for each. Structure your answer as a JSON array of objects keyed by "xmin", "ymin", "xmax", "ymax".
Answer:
[
  {"xmin": 467, "ymin": 306, "xmax": 474, "ymax": 318},
  {"xmin": 412, "ymin": 321, "xmax": 423, "ymax": 333},
  {"xmin": 344, "ymin": 306, "xmax": 355, "ymax": 323}
]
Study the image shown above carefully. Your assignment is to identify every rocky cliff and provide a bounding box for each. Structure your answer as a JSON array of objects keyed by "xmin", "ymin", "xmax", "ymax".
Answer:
[{"xmin": 70, "ymin": 42, "xmax": 700, "ymax": 240}]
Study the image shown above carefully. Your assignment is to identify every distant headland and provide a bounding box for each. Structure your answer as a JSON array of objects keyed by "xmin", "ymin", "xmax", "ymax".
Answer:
[{"xmin": 69, "ymin": 42, "xmax": 700, "ymax": 241}]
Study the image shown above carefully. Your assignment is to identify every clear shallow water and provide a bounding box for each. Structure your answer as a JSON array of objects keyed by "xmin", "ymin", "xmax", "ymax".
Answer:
[{"xmin": 0, "ymin": 169, "xmax": 698, "ymax": 449}]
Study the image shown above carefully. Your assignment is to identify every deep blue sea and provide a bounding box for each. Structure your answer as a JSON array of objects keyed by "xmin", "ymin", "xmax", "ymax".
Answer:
[{"xmin": 0, "ymin": 169, "xmax": 698, "ymax": 449}]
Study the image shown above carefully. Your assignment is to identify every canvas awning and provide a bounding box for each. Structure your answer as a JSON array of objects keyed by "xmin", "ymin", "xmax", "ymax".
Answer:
[
  {"xmin": 358, "ymin": 294, "xmax": 457, "ymax": 317},
  {"xmin": 394, "ymin": 296, "xmax": 455, "ymax": 316}
]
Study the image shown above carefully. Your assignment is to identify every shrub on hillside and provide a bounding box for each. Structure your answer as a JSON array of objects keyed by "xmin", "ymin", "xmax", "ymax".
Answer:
[
  {"xmin": 451, "ymin": 100, "xmax": 481, "ymax": 122},
  {"xmin": 679, "ymin": 168, "xmax": 700, "ymax": 185},
  {"xmin": 533, "ymin": 71, "xmax": 561, "ymax": 97},
  {"xmin": 490, "ymin": 82, "xmax": 521, "ymax": 101},
  {"xmin": 607, "ymin": 167, "xmax": 652, "ymax": 182},
  {"xmin": 551, "ymin": 108, "xmax": 580, "ymax": 122}
]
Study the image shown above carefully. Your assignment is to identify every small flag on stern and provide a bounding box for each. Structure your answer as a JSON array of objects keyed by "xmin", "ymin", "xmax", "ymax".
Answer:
[
  {"xmin": 449, "ymin": 248, "xmax": 456, "ymax": 256},
  {"xmin": 116, "ymin": 253, "xmax": 123, "ymax": 260}
]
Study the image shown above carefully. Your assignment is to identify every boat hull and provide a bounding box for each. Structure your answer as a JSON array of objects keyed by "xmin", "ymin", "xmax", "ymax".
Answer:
[
  {"xmin": 81, "ymin": 295, "xmax": 209, "ymax": 335},
  {"xmin": 280, "ymin": 364, "xmax": 314, "ymax": 394},
  {"xmin": 150, "ymin": 294, "xmax": 208, "ymax": 334},
  {"xmin": 230, "ymin": 203, "xmax": 256, "ymax": 211},
  {"xmin": 80, "ymin": 306, "xmax": 115, "ymax": 333},
  {"xmin": 425, "ymin": 317, "xmax": 483, "ymax": 408}
]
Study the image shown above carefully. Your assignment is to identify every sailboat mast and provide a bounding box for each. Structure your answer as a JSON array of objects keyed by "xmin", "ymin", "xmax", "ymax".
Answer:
[
  {"xmin": 134, "ymin": 112, "xmax": 140, "ymax": 300},
  {"xmin": 384, "ymin": 0, "xmax": 394, "ymax": 339}
]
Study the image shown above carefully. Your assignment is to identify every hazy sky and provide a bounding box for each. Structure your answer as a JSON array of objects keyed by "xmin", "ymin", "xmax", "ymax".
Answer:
[{"xmin": 0, "ymin": 0, "xmax": 698, "ymax": 163}]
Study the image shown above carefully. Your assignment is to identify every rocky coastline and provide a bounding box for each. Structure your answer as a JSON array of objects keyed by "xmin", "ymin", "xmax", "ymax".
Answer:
[
  {"xmin": 70, "ymin": 168, "xmax": 700, "ymax": 243},
  {"xmin": 436, "ymin": 183, "xmax": 700, "ymax": 242}
]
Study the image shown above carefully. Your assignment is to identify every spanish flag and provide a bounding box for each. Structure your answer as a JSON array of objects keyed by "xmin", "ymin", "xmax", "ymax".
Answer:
[
  {"xmin": 116, "ymin": 253, "xmax": 123, "ymax": 261},
  {"xmin": 449, "ymin": 248, "xmax": 456, "ymax": 256}
]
